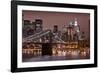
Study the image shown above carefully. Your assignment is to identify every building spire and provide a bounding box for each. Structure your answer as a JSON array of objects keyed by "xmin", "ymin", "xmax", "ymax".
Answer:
[{"xmin": 74, "ymin": 18, "xmax": 78, "ymax": 26}]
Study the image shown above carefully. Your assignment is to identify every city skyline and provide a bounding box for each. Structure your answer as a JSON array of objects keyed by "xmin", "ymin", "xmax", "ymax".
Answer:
[
  {"xmin": 23, "ymin": 18, "xmax": 82, "ymax": 43},
  {"xmin": 22, "ymin": 10, "xmax": 90, "ymax": 38},
  {"xmin": 22, "ymin": 10, "xmax": 90, "ymax": 62}
]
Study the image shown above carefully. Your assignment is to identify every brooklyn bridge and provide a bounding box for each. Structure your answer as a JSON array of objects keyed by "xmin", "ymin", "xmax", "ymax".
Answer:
[{"xmin": 22, "ymin": 19, "xmax": 90, "ymax": 62}]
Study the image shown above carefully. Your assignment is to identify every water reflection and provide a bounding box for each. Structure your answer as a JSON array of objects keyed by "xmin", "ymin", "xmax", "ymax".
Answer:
[
  {"xmin": 22, "ymin": 43, "xmax": 90, "ymax": 62},
  {"xmin": 52, "ymin": 49, "xmax": 89, "ymax": 57},
  {"xmin": 22, "ymin": 47, "xmax": 90, "ymax": 62}
]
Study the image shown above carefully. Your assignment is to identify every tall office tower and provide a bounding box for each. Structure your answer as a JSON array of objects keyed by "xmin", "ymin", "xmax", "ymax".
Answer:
[
  {"xmin": 81, "ymin": 32, "xmax": 85, "ymax": 39},
  {"xmin": 24, "ymin": 20, "xmax": 31, "ymax": 25},
  {"xmin": 62, "ymin": 25, "xmax": 67, "ymax": 33},
  {"xmin": 67, "ymin": 21, "xmax": 75, "ymax": 41},
  {"xmin": 53, "ymin": 25, "xmax": 58, "ymax": 33},
  {"xmin": 35, "ymin": 19, "xmax": 43, "ymax": 33},
  {"xmin": 31, "ymin": 22, "xmax": 36, "ymax": 34},
  {"xmin": 23, "ymin": 20, "xmax": 31, "ymax": 37},
  {"xmin": 53, "ymin": 25, "xmax": 58, "ymax": 42},
  {"xmin": 73, "ymin": 33, "xmax": 78, "ymax": 41},
  {"xmin": 74, "ymin": 18, "xmax": 81, "ymax": 40},
  {"xmin": 52, "ymin": 25, "xmax": 62, "ymax": 43},
  {"xmin": 62, "ymin": 25, "xmax": 68, "ymax": 42}
]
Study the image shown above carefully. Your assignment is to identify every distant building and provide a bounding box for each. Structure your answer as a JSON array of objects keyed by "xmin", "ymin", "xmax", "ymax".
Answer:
[
  {"xmin": 23, "ymin": 20, "xmax": 36, "ymax": 37},
  {"xmin": 23, "ymin": 19, "xmax": 43, "ymax": 37},
  {"xmin": 67, "ymin": 21, "xmax": 75, "ymax": 41},
  {"xmin": 74, "ymin": 18, "xmax": 81, "ymax": 40},
  {"xmin": 24, "ymin": 20, "xmax": 31, "ymax": 25},
  {"xmin": 65, "ymin": 18, "xmax": 81, "ymax": 41},
  {"xmin": 23, "ymin": 20, "xmax": 32, "ymax": 37},
  {"xmin": 35, "ymin": 19, "xmax": 43, "ymax": 33},
  {"xmin": 52, "ymin": 25, "xmax": 62, "ymax": 43},
  {"xmin": 53, "ymin": 25, "xmax": 58, "ymax": 33},
  {"xmin": 61, "ymin": 25, "xmax": 68, "ymax": 42},
  {"xmin": 23, "ymin": 18, "xmax": 85, "ymax": 43}
]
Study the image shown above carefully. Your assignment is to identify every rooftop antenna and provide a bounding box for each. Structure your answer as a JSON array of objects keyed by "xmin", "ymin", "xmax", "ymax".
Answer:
[{"xmin": 74, "ymin": 18, "xmax": 78, "ymax": 26}]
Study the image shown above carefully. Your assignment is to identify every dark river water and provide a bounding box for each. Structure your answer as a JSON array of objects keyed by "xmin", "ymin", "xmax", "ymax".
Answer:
[{"xmin": 23, "ymin": 50, "xmax": 90, "ymax": 62}]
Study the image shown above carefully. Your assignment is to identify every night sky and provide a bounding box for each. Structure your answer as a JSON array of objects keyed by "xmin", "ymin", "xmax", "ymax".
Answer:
[{"xmin": 22, "ymin": 10, "xmax": 90, "ymax": 39}]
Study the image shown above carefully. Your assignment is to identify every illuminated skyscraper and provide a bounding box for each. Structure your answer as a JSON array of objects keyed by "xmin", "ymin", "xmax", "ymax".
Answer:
[
  {"xmin": 67, "ymin": 21, "xmax": 75, "ymax": 41},
  {"xmin": 62, "ymin": 25, "xmax": 68, "ymax": 42},
  {"xmin": 74, "ymin": 18, "xmax": 81, "ymax": 40}
]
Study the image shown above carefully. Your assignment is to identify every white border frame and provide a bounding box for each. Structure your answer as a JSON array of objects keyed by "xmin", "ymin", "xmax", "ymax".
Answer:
[{"xmin": 17, "ymin": 5, "xmax": 94, "ymax": 68}]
